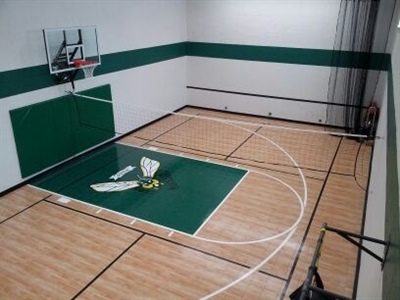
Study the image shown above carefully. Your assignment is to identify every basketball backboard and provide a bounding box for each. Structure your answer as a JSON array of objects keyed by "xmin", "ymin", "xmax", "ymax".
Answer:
[{"xmin": 43, "ymin": 26, "xmax": 100, "ymax": 76}]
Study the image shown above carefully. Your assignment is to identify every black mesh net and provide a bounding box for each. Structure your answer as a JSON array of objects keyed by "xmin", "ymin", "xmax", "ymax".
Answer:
[{"xmin": 326, "ymin": 0, "xmax": 381, "ymax": 133}]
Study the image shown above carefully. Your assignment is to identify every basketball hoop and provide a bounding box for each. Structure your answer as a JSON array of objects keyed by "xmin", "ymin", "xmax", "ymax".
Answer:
[{"xmin": 73, "ymin": 59, "xmax": 97, "ymax": 78}]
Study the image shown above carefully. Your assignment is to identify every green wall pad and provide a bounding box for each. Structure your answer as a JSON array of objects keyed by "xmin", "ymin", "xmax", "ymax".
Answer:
[
  {"xmin": 10, "ymin": 84, "xmax": 115, "ymax": 178},
  {"xmin": 32, "ymin": 143, "xmax": 248, "ymax": 235}
]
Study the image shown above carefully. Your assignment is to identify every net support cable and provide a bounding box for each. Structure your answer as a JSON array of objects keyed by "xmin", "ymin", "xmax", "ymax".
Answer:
[{"xmin": 296, "ymin": 223, "xmax": 390, "ymax": 300}]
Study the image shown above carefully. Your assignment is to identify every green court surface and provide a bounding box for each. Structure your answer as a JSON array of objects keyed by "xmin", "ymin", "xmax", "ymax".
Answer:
[{"xmin": 32, "ymin": 143, "xmax": 247, "ymax": 234}]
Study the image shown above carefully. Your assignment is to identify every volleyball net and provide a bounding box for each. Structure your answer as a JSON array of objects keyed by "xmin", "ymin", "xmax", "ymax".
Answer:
[{"xmin": 71, "ymin": 92, "xmax": 372, "ymax": 186}]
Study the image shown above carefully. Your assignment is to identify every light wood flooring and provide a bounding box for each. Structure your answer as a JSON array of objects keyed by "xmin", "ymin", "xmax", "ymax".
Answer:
[{"xmin": 0, "ymin": 107, "xmax": 373, "ymax": 299}]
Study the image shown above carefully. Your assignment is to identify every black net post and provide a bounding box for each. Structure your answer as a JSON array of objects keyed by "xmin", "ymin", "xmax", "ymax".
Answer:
[{"xmin": 299, "ymin": 223, "xmax": 328, "ymax": 300}]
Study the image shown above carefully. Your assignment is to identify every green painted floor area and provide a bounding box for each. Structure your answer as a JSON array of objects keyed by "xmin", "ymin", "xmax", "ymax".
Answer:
[{"xmin": 32, "ymin": 143, "xmax": 247, "ymax": 234}]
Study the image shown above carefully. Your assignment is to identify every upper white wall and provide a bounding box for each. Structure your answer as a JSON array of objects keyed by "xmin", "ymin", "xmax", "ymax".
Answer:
[
  {"xmin": 0, "ymin": 0, "xmax": 187, "ymax": 71},
  {"xmin": 187, "ymin": 0, "xmax": 340, "ymax": 48},
  {"xmin": 188, "ymin": 57, "xmax": 332, "ymax": 123},
  {"xmin": 186, "ymin": 0, "xmax": 341, "ymax": 124}
]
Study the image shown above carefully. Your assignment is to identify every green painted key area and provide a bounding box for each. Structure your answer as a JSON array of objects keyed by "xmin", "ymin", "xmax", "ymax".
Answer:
[{"xmin": 32, "ymin": 143, "xmax": 247, "ymax": 234}]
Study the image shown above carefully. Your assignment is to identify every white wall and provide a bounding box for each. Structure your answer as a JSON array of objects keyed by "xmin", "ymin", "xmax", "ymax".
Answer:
[
  {"xmin": 393, "ymin": 22, "xmax": 400, "ymax": 197},
  {"xmin": 187, "ymin": 0, "xmax": 341, "ymax": 123},
  {"xmin": 356, "ymin": 81, "xmax": 387, "ymax": 299},
  {"xmin": 0, "ymin": 0, "xmax": 187, "ymax": 192},
  {"xmin": 187, "ymin": 0, "xmax": 339, "ymax": 48},
  {"xmin": 188, "ymin": 58, "xmax": 330, "ymax": 122},
  {"xmin": 356, "ymin": 4, "xmax": 400, "ymax": 298},
  {"xmin": 363, "ymin": 0, "xmax": 397, "ymax": 108}
]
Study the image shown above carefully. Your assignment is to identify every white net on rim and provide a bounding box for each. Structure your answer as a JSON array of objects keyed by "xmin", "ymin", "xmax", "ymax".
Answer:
[
  {"xmin": 81, "ymin": 65, "xmax": 97, "ymax": 78},
  {"xmin": 73, "ymin": 59, "xmax": 97, "ymax": 78}
]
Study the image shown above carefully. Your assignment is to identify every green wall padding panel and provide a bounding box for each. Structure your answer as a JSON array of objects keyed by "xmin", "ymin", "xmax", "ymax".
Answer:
[
  {"xmin": 10, "ymin": 84, "xmax": 115, "ymax": 178},
  {"xmin": 9, "ymin": 100, "xmax": 65, "ymax": 177}
]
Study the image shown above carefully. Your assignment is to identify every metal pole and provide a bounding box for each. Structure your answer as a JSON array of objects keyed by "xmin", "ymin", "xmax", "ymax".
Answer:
[{"xmin": 299, "ymin": 223, "xmax": 327, "ymax": 300}]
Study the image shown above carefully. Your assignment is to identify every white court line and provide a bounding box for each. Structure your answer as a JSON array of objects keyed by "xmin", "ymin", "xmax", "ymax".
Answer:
[
  {"xmin": 194, "ymin": 170, "xmax": 249, "ymax": 236},
  {"xmin": 30, "ymin": 118, "xmax": 306, "ymax": 245},
  {"xmin": 116, "ymin": 142, "xmax": 248, "ymax": 172},
  {"xmin": 29, "ymin": 185, "xmax": 203, "ymax": 238},
  {"xmin": 201, "ymin": 227, "xmax": 297, "ymax": 300},
  {"xmin": 168, "ymin": 231, "xmax": 174, "ymax": 237},
  {"xmin": 193, "ymin": 168, "xmax": 304, "ymax": 244},
  {"xmin": 57, "ymin": 197, "xmax": 71, "ymax": 204},
  {"xmin": 197, "ymin": 117, "xmax": 307, "ymax": 298},
  {"xmin": 31, "ymin": 115, "xmax": 307, "ymax": 244},
  {"xmin": 96, "ymin": 208, "xmax": 102, "ymax": 214},
  {"xmin": 130, "ymin": 219, "xmax": 136, "ymax": 225},
  {"xmin": 29, "ymin": 165, "xmax": 303, "ymax": 246},
  {"xmin": 68, "ymin": 95, "xmax": 309, "ymax": 298}
]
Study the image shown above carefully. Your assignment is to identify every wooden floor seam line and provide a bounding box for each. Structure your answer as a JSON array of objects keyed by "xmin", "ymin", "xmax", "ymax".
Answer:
[
  {"xmin": 279, "ymin": 136, "xmax": 344, "ymax": 299},
  {"xmin": 42, "ymin": 198, "xmax": 287, "ymax": 282}
]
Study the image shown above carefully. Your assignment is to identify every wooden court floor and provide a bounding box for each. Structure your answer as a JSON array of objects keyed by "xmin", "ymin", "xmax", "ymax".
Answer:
[{"xmin": 0, "ymin": 107, "xmax": 373, "ymax": 299}]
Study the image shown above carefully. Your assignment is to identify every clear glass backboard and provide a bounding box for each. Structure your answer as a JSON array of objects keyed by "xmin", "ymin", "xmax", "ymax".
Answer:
[{"xmin": 43, "ymin": 26, "xmax": 100, "ymax": 75}]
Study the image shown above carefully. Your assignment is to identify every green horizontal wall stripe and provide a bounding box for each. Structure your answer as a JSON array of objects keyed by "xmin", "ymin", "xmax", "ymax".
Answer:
[
  {"xmin": 187, "ymin": 42, "xmax": 390, "ymax": 70},
  {"xmin": 0, "ymin": 42, "xmax": 187, "ymax": 99},
  {"xmin": 0, "ymin": 41, "xmax": 390, "ymax": 99},
  {"xmin": 97, "ymin": 42, "xmax": 187, "ymax": 75},
  {"xmin": 0, "ymin": 65, "xmax": 54, "ymax": 99}
]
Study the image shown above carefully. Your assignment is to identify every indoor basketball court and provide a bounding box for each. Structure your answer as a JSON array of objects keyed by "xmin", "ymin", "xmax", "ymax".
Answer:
[
  {"xmin": 1, "ymin": 1, "xmax": 399, "ymax": 299},
  {"xmin": 0, "ymin": 101, "xmax": 374, "ymax": 298}
]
